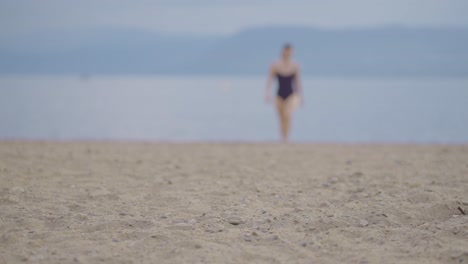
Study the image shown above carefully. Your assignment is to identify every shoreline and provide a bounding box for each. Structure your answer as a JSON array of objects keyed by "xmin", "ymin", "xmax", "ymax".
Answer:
[{"xmin": 2, "ymin": 140, "xmax": 467, "ymax": 145}]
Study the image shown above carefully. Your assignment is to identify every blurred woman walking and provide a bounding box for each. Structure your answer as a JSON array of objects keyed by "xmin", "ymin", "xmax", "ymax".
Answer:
[{"xmin": 265, "ymin": 44, "xmax": 303, "ymax": 142}]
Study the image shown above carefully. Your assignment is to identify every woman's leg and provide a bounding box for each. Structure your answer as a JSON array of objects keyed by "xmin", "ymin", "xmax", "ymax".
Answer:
[{"xmin": 276, "ymin": 97, "xmax": 293, "ymax": 142}]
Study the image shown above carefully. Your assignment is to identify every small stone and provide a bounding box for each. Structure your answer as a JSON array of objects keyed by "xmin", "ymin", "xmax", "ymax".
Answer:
[
  {"xmin": 360, "ymin": 219, "xmax": 369, "ymax": 227},
  {"xmin": 243, "ymin": 234, "xmax": 252, "ymax": 242},
  {"xmin": 319, "ymin": 202, "xmax": 329, "ymax": 208},
  {"xmin": 261, "ymin": 208, "xmax": 267, "ymax": 214},
  {"xmin": 330, "ymin": 177, "xmax": 338, "ymax": 183},
  {"xmin": 11, "ymin": 187, "xmax": 25, "ymax": 194},
  {"xmin": 353, "ymin": 187, "xmax": 365, "ymax": 193},
  {"xmin": 300, "ymin": 241, "xmax": 307, "ymax": 247},
  {"xmin": 270, "ymin": 235, "xmax": 279, "ymax": 240},
  {"xmin": 161, "ymin": 213, "xmax": 171, "ymax": 219},
  {"xmin": 322, "ymin": 182, "xmax": 331, "ymax": 187},
  {"xmin": 452, "ymin": 227, "xmax": 462, "ymax": 235},
  {"xmin": 450, "ymin": 251, "xmax": 468, "ymax": 259},
  {"xmin": 462, "ymin": 201, "xmax": 468, "ymax": 206},
  {"xmin": 227, "ymin": 217, "xmax": 244, "ymax": 225}
]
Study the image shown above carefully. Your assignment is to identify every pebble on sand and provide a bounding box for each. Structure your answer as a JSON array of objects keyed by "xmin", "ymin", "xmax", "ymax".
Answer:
[
  {"xmin": 450, "ymin": 251, "xmax": 468, "ymax": 259},
  {"xmin": 11, "ymin": 186, "xmax": 25, "ymax": 193},
  {"xmin": 227, "ymin": 217, "xmax": 244, "ymax": 225},
  {"xmin": 268, "ymin": 235, "xmax": 279, "ymax": 241},
  {"xmin": 360, "ymin": 219, "xmax": 370, "ymax": 227},
  {"xmin": 353, "ymin": 171, "xmax": 364, "ymax": 176}
]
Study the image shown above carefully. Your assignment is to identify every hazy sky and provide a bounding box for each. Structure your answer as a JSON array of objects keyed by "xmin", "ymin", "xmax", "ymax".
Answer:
[{"xmin": 1, "ymin": 0, "xmax": 468, "ymax": 36}]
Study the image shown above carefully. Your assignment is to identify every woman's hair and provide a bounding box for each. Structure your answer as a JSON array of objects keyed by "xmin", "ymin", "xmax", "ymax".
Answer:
[{"xmin": 283, "ymin": 43, "xmax": 292, "ymax": 50}]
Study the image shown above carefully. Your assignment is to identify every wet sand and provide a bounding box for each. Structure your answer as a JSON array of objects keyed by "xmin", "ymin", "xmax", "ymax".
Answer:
[{"xmin": 1, "ymin": 142, "xmax": 467, "ymax": 263}]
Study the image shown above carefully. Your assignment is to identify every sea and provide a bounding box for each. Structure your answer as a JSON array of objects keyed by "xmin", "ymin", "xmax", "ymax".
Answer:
[{"xmin": 1, "ymin": 75, "xmax": 467, "ymax": 143}]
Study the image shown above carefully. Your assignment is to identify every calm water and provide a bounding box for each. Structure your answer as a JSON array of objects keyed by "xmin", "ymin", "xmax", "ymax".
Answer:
[{"xmin": 1, "ymin": 76, "xmax": 467, "ymax": 143}]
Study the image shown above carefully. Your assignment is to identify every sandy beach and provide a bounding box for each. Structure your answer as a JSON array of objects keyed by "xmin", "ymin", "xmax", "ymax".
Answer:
[{"xmin": 0, "ymin": 142, "xmax": 467, "ymax": 264}]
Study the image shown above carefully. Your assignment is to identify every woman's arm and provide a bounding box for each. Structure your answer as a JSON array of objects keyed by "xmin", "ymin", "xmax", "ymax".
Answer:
[
  {"xmin": 295, "ymin": 64, "xmax": 304, "ymax": 105},
  {"xmin": 265, "ymin": 64, "xmax": 276, "ymax": 103}
]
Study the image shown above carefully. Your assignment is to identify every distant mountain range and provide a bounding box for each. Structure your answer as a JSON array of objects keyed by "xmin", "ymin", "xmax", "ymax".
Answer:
[{"xmin": 1, "ymin": 26, "xmax": 467, "ymax": 76}]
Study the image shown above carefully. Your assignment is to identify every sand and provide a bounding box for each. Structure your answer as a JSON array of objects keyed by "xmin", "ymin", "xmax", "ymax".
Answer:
[{"xmin": 0, "ymin": 142, "xmax": 467, "ymax": 264}]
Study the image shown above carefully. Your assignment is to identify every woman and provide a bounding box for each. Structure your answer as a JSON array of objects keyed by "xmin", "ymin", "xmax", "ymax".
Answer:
[{"xmin": 265, "ymin": 44, "xmax": 303, "ymax": 142}]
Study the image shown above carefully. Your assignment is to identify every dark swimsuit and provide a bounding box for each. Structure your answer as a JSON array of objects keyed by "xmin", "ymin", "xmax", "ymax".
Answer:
[{"xmin": 276, "ymin": 73, "xmax": 295, "ymax": 100}]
